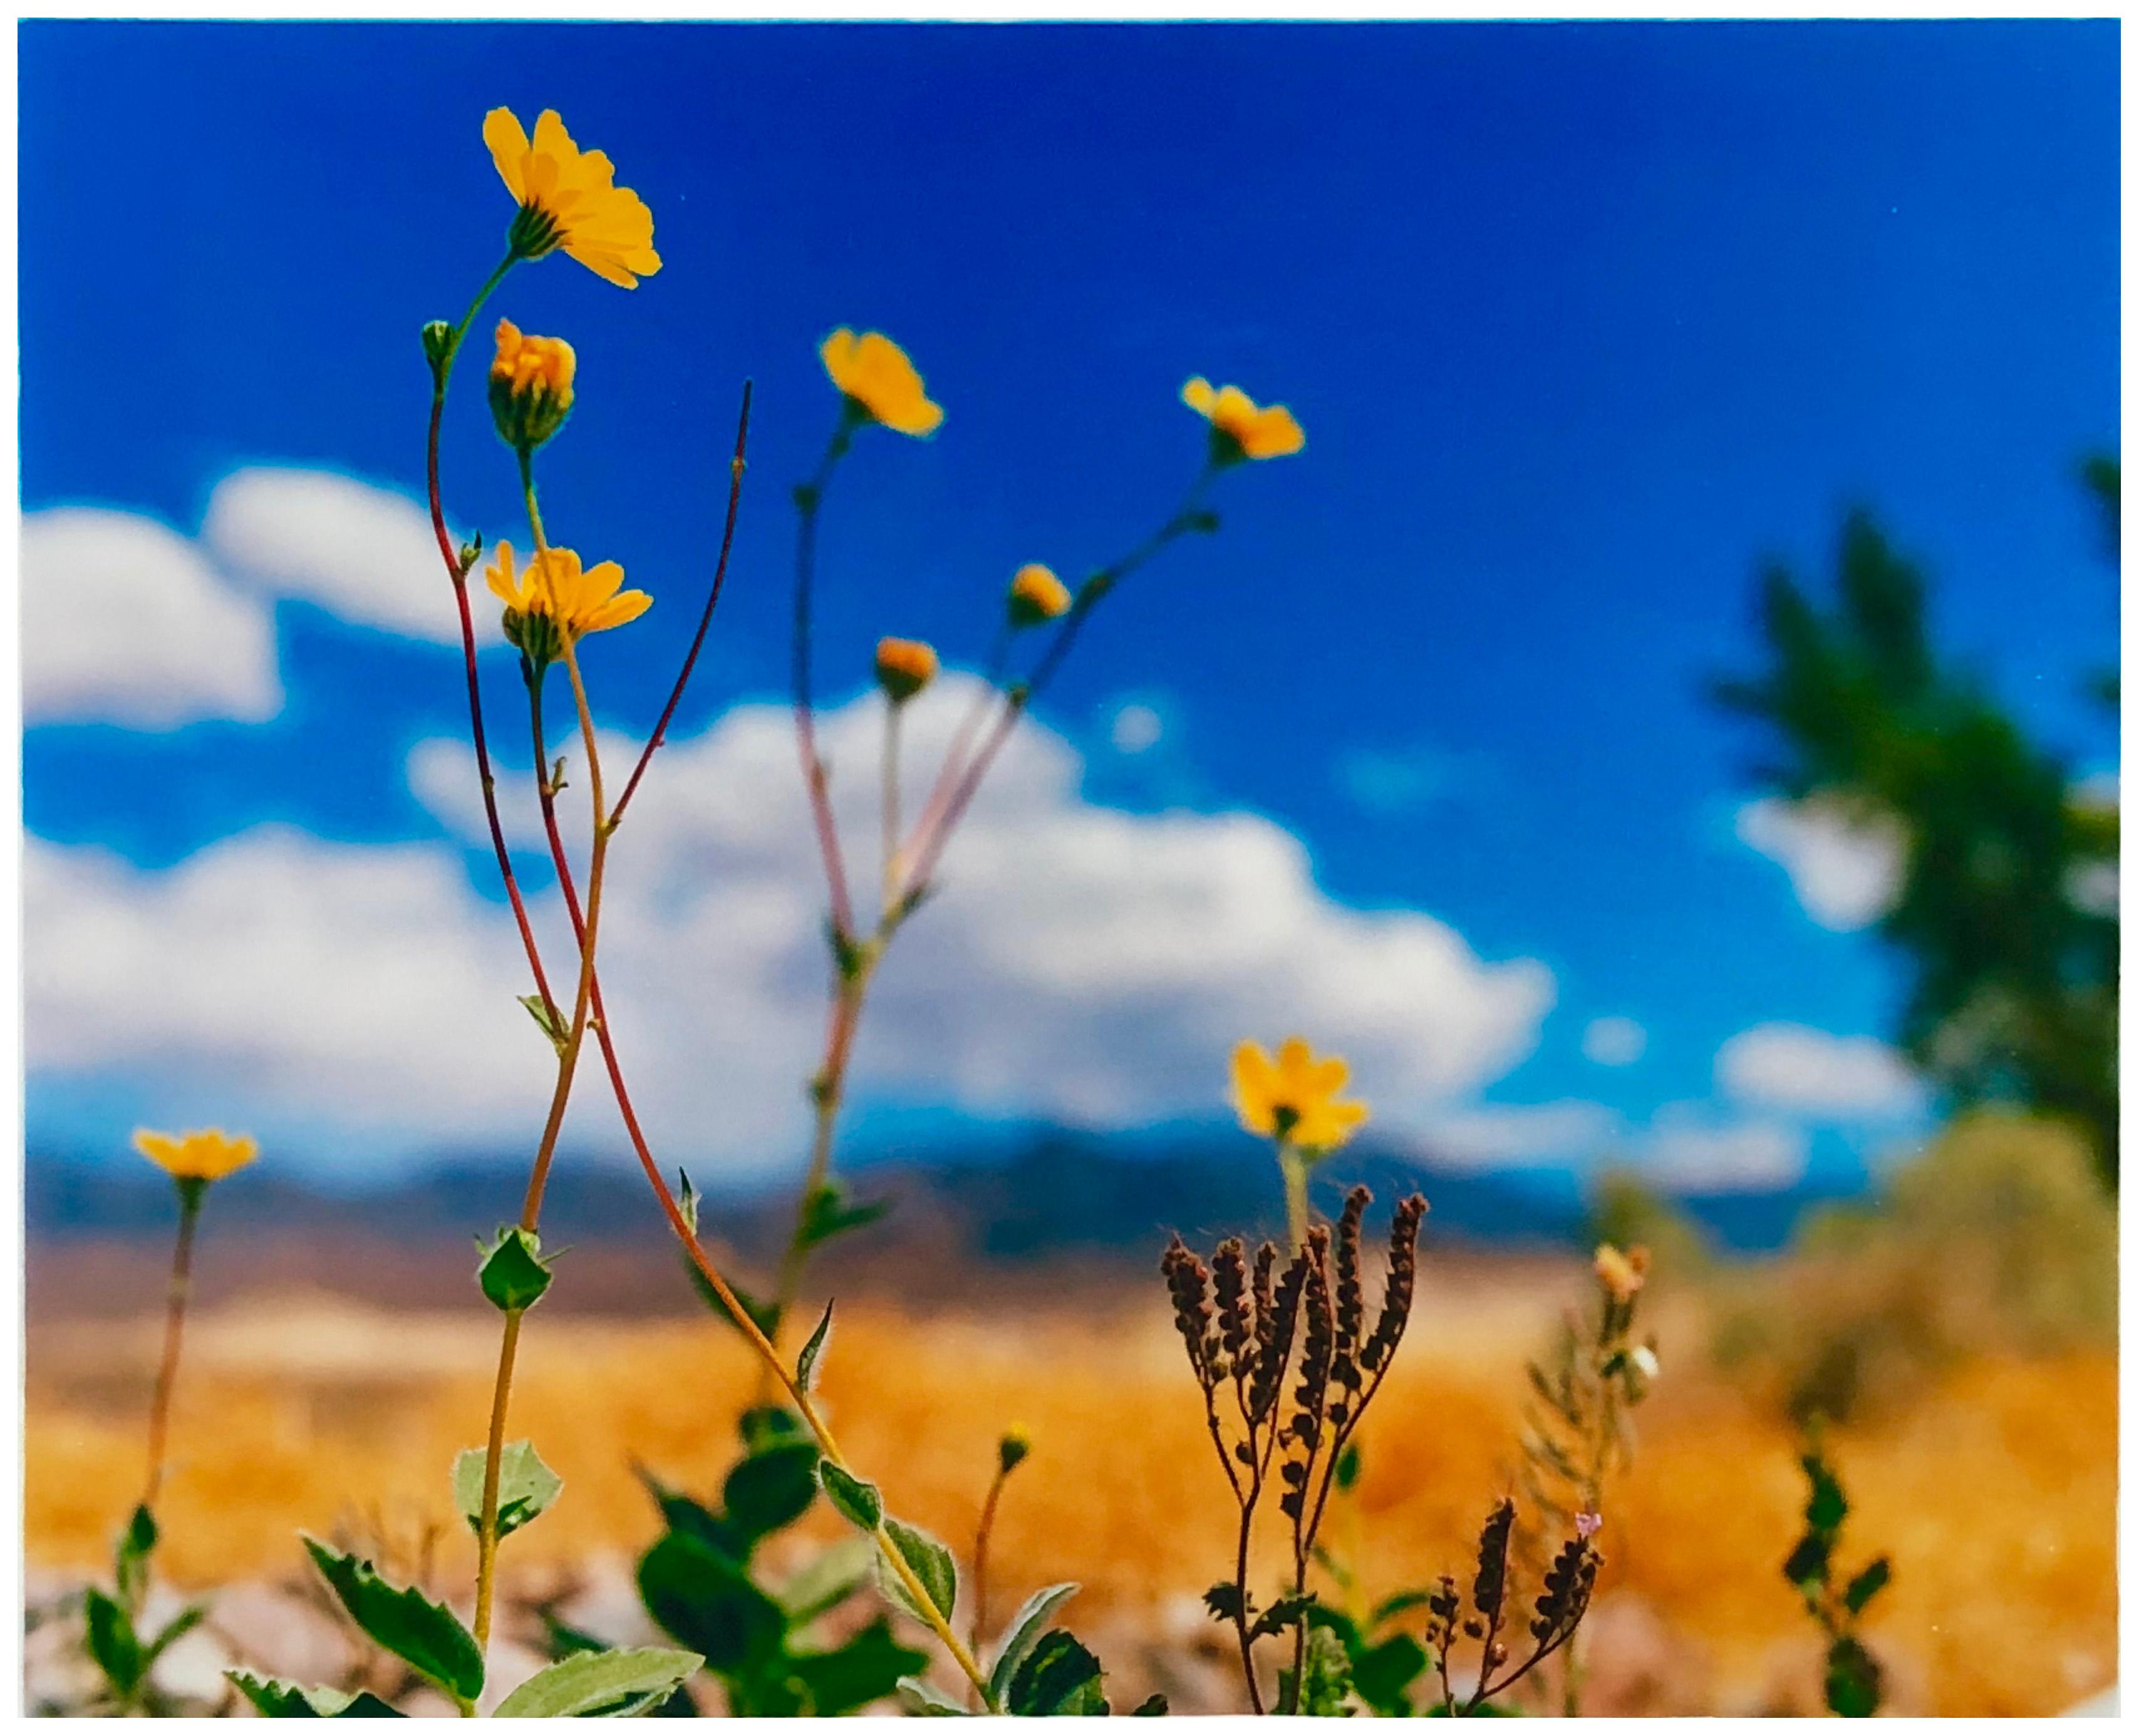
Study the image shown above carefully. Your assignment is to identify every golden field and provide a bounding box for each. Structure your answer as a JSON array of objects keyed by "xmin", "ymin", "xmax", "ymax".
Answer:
[{"xmin": 25, "ymin": 1256, "xmax": 2116, "ymax": 1717}]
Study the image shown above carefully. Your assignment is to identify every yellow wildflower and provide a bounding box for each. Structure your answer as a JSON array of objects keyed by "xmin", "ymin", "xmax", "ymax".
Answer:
[
  {"xmin": 1593, "ymin": 1243, "xmax": 1649, "ymax": 1304},
  {"xmin": 1231, "ymin": 1037, "xmax": 1369, "ymax": 1152},
  {"xmin": 874, "ymin": 637, "xmax": 940, "ymax": 703},
  {"xmin": 487, "ymin": 540, "xmax": 650, "ymax": 660},
  {"xmin": 489, "ymin": 319, "xmax": 576, "ymax": 452},
  {"xmin": 133, "ymin": 1128, "xmax": 258, "ymax": 1184},
  {"xmin": 484, "ymin": 106, "xmax": 661, "ymax": 288},
  {"xmin": 821, "ymin": 329, "xmax": 943, "ymax": 437},
  {"xmin": 1007, "ymin": 563, "xmax": 1073, "ymax": 629},
  {"xmin": 1181, "ymin": 376, "xmax": 1305, "ymax": 463}
]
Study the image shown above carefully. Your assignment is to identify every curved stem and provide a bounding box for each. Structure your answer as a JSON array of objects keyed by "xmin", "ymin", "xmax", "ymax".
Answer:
[
  {"xmin": 142, "ymin": 1182, "xmax": 203, "ymax": 1509},
  {"xmin": 968, "ymin": 1463, "xmax": 1010, "ymax": 1709}
]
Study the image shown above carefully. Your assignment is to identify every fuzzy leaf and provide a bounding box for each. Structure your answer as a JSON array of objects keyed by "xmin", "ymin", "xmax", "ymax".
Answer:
[
  {"xmin": 988, "ymin": 1583, "xmax": 1080, "ymax": 1702},
  {"xmin": 1282, "ymin": 1623, "xmax": 1354, "ymax": 1717},
  {"xmin": 796, "ymin": 1299, "xmax": 836, "ymax": 1393},
  {"xmin": 493, "ymin": 1647, "xmax": 706, "ymax": 1717},
  {"xmin": 303, "ymin": 1536, "xmax": 484, "ymax": 1704},
  {"xmin": 819, "ymin": 1461, "xmax": 883, "ymax": 1532},
  {"xmin": 227, "ymin": 1671, "xmax": 407, "ymax": 1717},
  {"xmin": 897, "ymin": 1676, "xmax": 971, "ymax": 1716},
  {"xmin": 675, "ymin": 1170, "xmax": 700, "ymax": 1237},
  {"xmin": 477, "ymin": 1226, "xmax": 554, "ymax": 1313},
  {"xmin": 877, "ymin": 1519, "xmax": 959, "ymax": 1627},
  {"xmin": 1006, "ymin": 1628, "xmax": 1106, "ymax": 1716},
  {"xmin": 453, "ymin": 1440, "xmax": 563, "ymax": 1541}
]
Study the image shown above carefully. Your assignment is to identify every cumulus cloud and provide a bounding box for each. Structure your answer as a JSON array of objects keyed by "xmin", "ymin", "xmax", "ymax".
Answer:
[
  {"xmin": 1735, "ymin": 797, "xmax": 1905, "ymax": 931},
  {"xmin": 1716, "ymin": 1022, "xmax": 1925, "ymax": 1121},
  {"xmin": 23, "ymin": 508, "xmax": 281, "ymax": 728},
  {"xmin": 32, "ymin": 679, "xmax": 1555, "ymax": 1175},
  {"xmin": 202, "ymin": 467, "xmax": 459, "ymax": 644},
  {"xmin": 1581, "ymin": 1016, "xmax": 1647, "ymax": 1067},
  {"xmin": 1637, "ymin": 1106, "xmax": 1807, "ymax": 1194},
  {"xmin": 1419, "ymin": 1100, "xmax": 1620, "ymax": 1170}
]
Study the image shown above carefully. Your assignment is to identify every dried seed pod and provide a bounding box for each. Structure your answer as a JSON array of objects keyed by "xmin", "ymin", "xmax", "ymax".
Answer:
[
  {"xmin": 1531, "ymin": 1532, "xmax": 1599, "ymax": 1645},
  {"xmin": 1212, "ymin": 1237, "xmax": 1253, "ymax": 1379},
  {"xmin": 1162, "ymin": 1234, "xmax": 1216, "ymax": 1390},
  {"xmin": 1473, "ymin": 1497, "xmax": 1516, "ymax": 1626},
  {"xmin": 1361, "ymin": 1193, "xmax": 1427, "ymax": 1374},
  {"xmin": 1248, "ymin": 1243, "xmax": 1307, "ymax": 1427}
]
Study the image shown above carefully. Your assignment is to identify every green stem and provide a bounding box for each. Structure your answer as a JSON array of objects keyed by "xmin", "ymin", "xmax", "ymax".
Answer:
[
  {"xmin": 1279, "ymin": 1145, "xmax": 1311, "ymax": 1254},
  {"xmin": 142, "ymin": 1181, "xmax": 204, "ymax": 1510}
]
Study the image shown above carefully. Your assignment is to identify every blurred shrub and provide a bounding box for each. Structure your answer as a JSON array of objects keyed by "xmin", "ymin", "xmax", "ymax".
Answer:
[
  {"xmin": 1711, "ymin": 1111, "xmax": 2115, "ymax": 1425},
  {"xmin": 1585, "ymin": 1170, "xmax": 1717, "ymax": 1286}
]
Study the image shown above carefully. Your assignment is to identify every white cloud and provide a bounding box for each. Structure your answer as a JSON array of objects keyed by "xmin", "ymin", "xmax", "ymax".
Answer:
[
  {"xmin": 31, "ymin": 679, "xmax": 1556, "ymax": 1175},
  {"xmin": 1420, "ymin": 1100, "xmax": 1620, "ymax": 1170},
  {"xmin": 1735, "ymin": 796, "xmax": 1905, "ymax": 931},
  {"xmin": 1638, "ymin": 1106, "xmax": 1808, "ymax": 1194},
  {"xmin": 22, "ymin": 508, "xmax": 281, "ymax": 728},
  {"xmin": 1716, "ymin": 1022, "xmax": 1925, "ymax": 1121},
  {"xmin": 202, "ymin": 467, "xmax": 460, "ymax": 644},
  {"xmin": 1109, "ymin": 702, "xmax": 1163, "ymax": 755},
  {"xmin": 1581, "ymin": 1015, "xmax": 1647, "ymax": 1067}
]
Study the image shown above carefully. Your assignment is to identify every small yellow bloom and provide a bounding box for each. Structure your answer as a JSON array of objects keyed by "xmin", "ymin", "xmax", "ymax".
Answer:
[
  {"xmin": 1181, "ymin": 376, "xmax": 1305, "ymax": 463},
  {"xmin": 133, "ymin": 1128, "xmax": 258, "ymax": 1184},
  {"xmin": 874, "ymin": 636, "xmax": 940, "ymax": 703},
  {"xmin": 1593, "ymin": 1243, "xmax": 1649, "ymax": 1304},
  {"xmin": 821, "ymin": 329, "xmax": 943, "ymax": 437},
  {"xmin": 1007, "ymin": 563, "xmax": 1073, "ymax": 629},
  {"xmin": 484, "ymin": 106, "xmax": 661, "ymax": 288},
  {"xmin": 486, "ymin": 540, "xmax": 650, "ymax": 658},
  {"xmin": 1231, "ymin": 1037, "xmax": 1369, "ymax": 1152},
  {"xmin": 489, "ymin": 319, "xmax": 576, "ymax": 452}
]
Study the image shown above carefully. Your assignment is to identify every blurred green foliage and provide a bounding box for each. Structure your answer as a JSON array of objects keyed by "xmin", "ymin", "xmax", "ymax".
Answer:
[
  {"xmin": 1716, "ymin": 462, "xmax": 2118, "ymax": 1187},
  {"xmin": 1712, "ymin": 1111, "xmax": 2116, "ymax": 1425}
]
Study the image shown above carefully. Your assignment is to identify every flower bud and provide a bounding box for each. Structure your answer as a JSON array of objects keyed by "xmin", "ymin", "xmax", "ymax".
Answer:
[
  {"xmin": 422, "ymin": 319, "xmax": 457, "ymax": 380},
  {"xmin": 1593, "ymin": 1243, "xmax": 1645, "ymax": 1303},
  {"xmin": 999, "ymin": 1425, "xmax": 1032, "ymax": 1475},
  {"xmin": 489, "ymin": 319, "xmax": 576, "ymax": 453},
  {"xmin": 874, "ymin": 637, "xmax": 938, "ymax": 705},
  {"xmin": 1007, "ymin": 563, "xmax": 1072, "ymax": 629}
]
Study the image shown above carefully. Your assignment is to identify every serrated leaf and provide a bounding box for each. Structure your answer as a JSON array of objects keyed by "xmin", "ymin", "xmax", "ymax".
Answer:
[
  {"xmin": 722, "ymin": 1440, "xmax": 820, "ymax": 1549},
  {"xmin": 796, "ymin": 1299, "xmax": 836, "ymax": 1392},
  {"xmin": 477, "ymin": 1226, "xmax": 554, "ymax": 1313},
  {"xmin": 897, "ymin": 1675, "xmax": 971, "ymax": 1715},
  {"xmin": 1006, "ymin": 1628, "xmax": 1106, "ymax": 1716},
  {"xmin": 635, "ymin": 1531, "xmax": 785, "ymax": 1677},
  {"xmin": 819, "ymin": 1460, "xmax": 883, "ymax": 1532},
  {"xmin": 494, "ymin": 1646, "xmax": 706, "ymax": 1717},
  {"xmin": 302, "ymin": 1536, "xmax": 484, "ymax": 1704},
  {"xmin": 791, "ymin": 1618, "xmax": 930, "ymax": 1716},
  {"xmin": 877, "ymin": 1519, "xmax": 958, "ymax": 1626},
  {"xmin": 83, "ymin": 1586, "xmax": 143, "ymax": 1698},
  {"xmin": 1843, "ymin": 1557, "xmax": 1891, "ymax": 1616},
  {"xmin": 1203, "ymin": 1581, "xmax": 1248, "ymax": 1624},
  {"xmin": 1250, "ymin": 1591, "xmax": 1319, "ymax": 1640},
  {"xmin": 988, "ymin": 1583, "xmax": 1080, "ymax": 1701},
  {"xmin": 453, "ymin": 1439, "xmax": 564, "ymax": 1541},
  {"xmin": 227, "ymin": 1671, "xmax": 407, "ymax": 1717}
]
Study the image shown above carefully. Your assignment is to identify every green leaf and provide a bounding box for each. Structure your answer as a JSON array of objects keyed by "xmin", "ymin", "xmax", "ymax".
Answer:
[
  {"xmin": 796, "ymin": 1299, "xmax": 836, "ymax": 1392},
  {"xmin": 1250, "ymin": 1590, "xmax": 1319, "ymax": 1640},
  {"xmin": 722, "ymin": 1440, "xmax": 821, "ymax": 1549},
  {"xmin": 1303, "ymin": 1602, "xmax": 1363, "ymax": 1653},
  {"xmin": 819, "ymin": 1460, "xmax": 883, "ymax": 1532},
  {"xmin": 1006, "ymin": 1628, "xmax": 1106, "ymax": 1716},
  {"xmin": 143, "ymin": 1603, "xmax": 209, "ymax": 1671},
  {"xmin": 1801, "ymin": 1452, "xmax": 1848, "ymax": 1534},
  {"xmin": 541, "ymin": 1608, "xmax": 614, "ymax": 1661},
  {"xmin": 1334, "ymin": 1440, "xmax": 1364, "ymax": 1492},
  {"xmin": 115, "ymin": 1502, "xmax": 158, "ymax": 1612},
  {"xmin": 477, "ymin": 1226, "xmax": 554, "ymax": 1313},
  {"xmin": 494, "ymin": 1647, "xmax": 706, "ymax": 1717},
  {"xmin": 797, "ymin": 1181, "xmax": 891, "ymax": 1252},
  {"xmin": 1782, "ymin": 1532, "xmax": 1830, "ymax": 1596},
  {"xmin": 1369, "ymin": 1589, "xmax": 1436, "ymax": 1630},
  {"xmin": 453, "ymin": 1440, "xmax": 564, "ymax": 1541},
  {"xmin": 1843, "ymin": 1557, "xmax": 1891, "ymax": 1616},
  {"xmin": 876, "ymin": 1518, "xmax": 958, "ymax": 1626},
  {"xmin": 779, "ymin": 1536, "xmax": 875, "ymax": 1627},
  {"xmin": 897, "ymin": 1676, "xmax": 971, "ymax": 1716},
  {"xmin": 1202, "ymin": 1581, "xmax": 1248, "ymax": 1625},
  {"xmin": 737, "ymin": 1405, "xmax": 807, "ymax": 1454},
  {"xmin": 302, "ymin": 1536, "xmax": 484, "ymax": 1705},
  {"xmin": 1824, "ymin": 1635, "xmax": 1883, "ymax": 1718},
  {"xmin": 83, "ymin": 1586, "xmax": 143, "ymax": 1698},
  {"xmin": 636, "ymin": 1466, "xmax": 745, "ymax": 1561},
  {"xmin": 227, "ymin": 1671, "xmax": 406, "ymax": 1717},
  {"xmin": 1129, "ymin": 1693, "xmax": 1170, "ymax": 1715},
  {"xmin": 1351, "ymin": 1633, "xmax": 1428, "ymax": 1715},
  {"xmin": 988, "ymin": 1583, "xmax": 1080, "ymax": 1702},
  {"xmin": 519, "ymin": 994, "xmax": 567, "ymax": 1048},
  {"xmin": 634, "ymin": 1531, "xmax": 785, "ymax": 1678},
  {"xmin": 1282, "ymin": 1622, "xmax": 1354, "ymax": 1717},
  {"xmin": 676, "ymin": 1169, "xmax": 700, "ymax": 1237},
  {"xmin": 791, "ymin": 1618, "xmax": 930, "ymax": 1716}
]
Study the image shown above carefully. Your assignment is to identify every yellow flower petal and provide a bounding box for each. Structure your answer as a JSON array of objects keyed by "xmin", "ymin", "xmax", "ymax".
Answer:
[
  {"xmin": 1230, "ymin": 1036, "xmax": 1367, "ymax": 1152},
  {"xmin": 484, "ymin": 107, "xmax": 531, "ymax": 202},
  {"xmin": 488, "ymin": 106, "xmax": 661, "ymax": 288}
]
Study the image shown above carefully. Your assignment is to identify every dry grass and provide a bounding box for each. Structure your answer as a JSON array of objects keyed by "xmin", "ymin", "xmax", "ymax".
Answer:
[{"xmin": 26, "ymin": 1269, "xmax": 2116, "ymax": 1717}]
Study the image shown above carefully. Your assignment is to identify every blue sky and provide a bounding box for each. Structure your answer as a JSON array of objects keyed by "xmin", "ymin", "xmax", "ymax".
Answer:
[{"xmin": 19, "ymin": 21, "xmax": 2118, "ymax": 1196}]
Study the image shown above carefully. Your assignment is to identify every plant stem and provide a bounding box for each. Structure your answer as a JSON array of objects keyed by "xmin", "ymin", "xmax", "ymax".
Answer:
[
  {"xmin": 793, "ymin": 425, "xmax": 857, "ymax": 941},
  {"xmin": 1279, "ymin": 1145, "xmax": 1311, "ymax": 1254},
  {"xmin": 142, "ymin": 1181, "xmax": 204, "ymax": 1509},
  {"xmin": 1232, "ymin": 1503, "xmax": 1265, "ymax": 1715},
  {"xmin": 470, "ymin": 1308, "xmax": 523, "ymax": 1651},
  {"xmin": 881, "ymin": 700, "xmax": 904, "ymax": 916},
  {"xmin": 967, "ymin": 1462, "xmax": 1010, "ymax": 1709}
]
